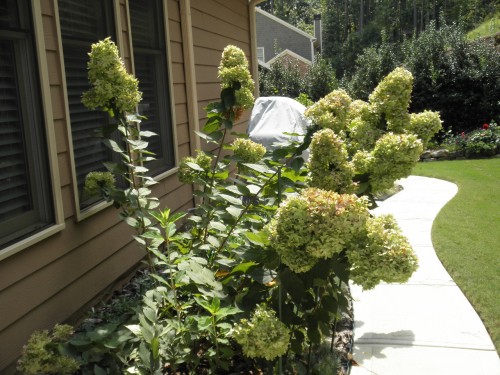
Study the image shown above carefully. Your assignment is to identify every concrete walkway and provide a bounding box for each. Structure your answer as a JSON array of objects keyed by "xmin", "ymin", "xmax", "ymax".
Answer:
[{"xmin": 350, "ymin": 176, "xmax": 500, "ymax": 375}]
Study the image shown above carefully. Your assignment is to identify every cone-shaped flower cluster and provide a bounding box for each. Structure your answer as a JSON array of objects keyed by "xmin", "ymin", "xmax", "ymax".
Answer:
[
  {"xmin": 233, "ymin": 304, "xmax": 290, "ymax": 360},
  {"xmin": 82, "ymin": 38, "xmax": 141, "ymax": 116}
]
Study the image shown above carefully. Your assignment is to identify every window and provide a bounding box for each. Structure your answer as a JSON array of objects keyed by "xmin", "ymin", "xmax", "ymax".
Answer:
[
  {"xmin": 0, "ymin": 0, "xmax": 54, "ymax": 250},
  {"xmin": 58, "ymin": 0, "xmax": 116, "ymax": 210},
  {"xmin": 129, "ymin": 0, "xmax": 175, "ymax": 176},
  {"xmin": 257, "ymin": 47, "xmax": 265, "ymax": 63}
]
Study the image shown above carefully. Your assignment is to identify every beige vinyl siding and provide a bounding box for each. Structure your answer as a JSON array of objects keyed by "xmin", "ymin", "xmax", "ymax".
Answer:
[
  {"xmin": 191, "ymin": 0, "xmax": 251, "ymax": 152},
  {"xmin": 0, "ymin": 0, "xmax": 253, "ymax": 372}
]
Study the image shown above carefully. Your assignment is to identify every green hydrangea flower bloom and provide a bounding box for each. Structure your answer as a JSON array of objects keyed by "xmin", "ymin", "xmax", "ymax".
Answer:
[
  {"xmin": 351, "ymin": 150, "xmax": 374, "ymax": 175},
  {"xmin": 84, "ymin": 171, "xmax": 115, "ymax": 197},
  {"xmin": 369, "ymin": 132, "xmax": 423, "ymax": 192},
  {"xmin": 347, "ymin": 117, "xmax": 384, "ymax": 154},
  {"xmin": 178, "ymin": 150, "xmax": 212, "ymax": 184},
  {"xmin": 82, "ymin": 38, "xmax": 142, "ymax": 116},
  {"xmin": 232, "ymin": 138, "xmax": 266, "ymax": 163},
  {"xmin": 267, "ymin": 188, "xmax": 370, "ymax": 273},
  {"xmin": 305, "ymin": 89, "xmax": 352, "ymax": 132},
  {"xmin": 408, "ymin": 110, "xmax": 442, "ymax": 149},
  {"xmin": 348, "ymin": 215, "xmax": 418, "ymax": 290},
  {"xmin": 233, "ymin": 304, "xmax": 290, "ymax": 360},
  {"xmin": 218, "ymin": 45, "xmax": 255, "ymax": 110},
  {"xmin": 308, "ymin": 129, "xmax": 355, "ymax": 193},
  {"xmin": 369, "ymin": 67, "xmax": 413, "ymax": 133}
]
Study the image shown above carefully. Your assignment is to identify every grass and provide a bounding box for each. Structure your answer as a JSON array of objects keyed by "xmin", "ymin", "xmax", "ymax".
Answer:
[
  {"xmin": 467, "ymin": 12, "xmax": 500, "ymax": 40},
  {"xmin": 412, "ymin": 158, "xmax": 500, "ymax": 352}
]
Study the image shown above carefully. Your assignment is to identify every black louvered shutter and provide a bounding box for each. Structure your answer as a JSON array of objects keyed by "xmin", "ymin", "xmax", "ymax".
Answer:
[
  {"xmin": 58, "ymin": 0, "xmax": 116, "ymax": 209},
  {"xmin": 1, "ymin": 0, "xmax": 54, "ymax": 250},
  {"xmin": 130, "ymin": 0, "xmax": 175, "ymax": 176}
]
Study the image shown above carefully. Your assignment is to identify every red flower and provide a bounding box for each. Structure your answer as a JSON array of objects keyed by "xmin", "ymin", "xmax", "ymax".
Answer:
[
  {"xmin": 483, "ymin": 123, "xmax": 489, "ymax": 130},
  {"xmin": 461, "ymin": 132, "xmax": 465, "ymax": 138}
]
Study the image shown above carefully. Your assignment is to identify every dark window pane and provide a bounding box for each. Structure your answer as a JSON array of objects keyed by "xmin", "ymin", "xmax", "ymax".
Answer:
[
  {"xmin": 58, "ymin": 0, "xmax": 116, "ymax": 208},
  {"xmin": 130, "ymin": 0, "xmax": 175, "ymax": 176},
  {"xmin": 0, "ymin": 0, "xmax": 54, "ymax": 249}
]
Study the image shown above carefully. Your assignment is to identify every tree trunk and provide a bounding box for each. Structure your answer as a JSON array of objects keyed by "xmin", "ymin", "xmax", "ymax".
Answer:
[
  {"xmin": 413, "ymin": 0, "xmax": 417, "ymax": 35},
  {"xmin": 360, "ymin": 0, "xmax": 364, "ymax": 33}
]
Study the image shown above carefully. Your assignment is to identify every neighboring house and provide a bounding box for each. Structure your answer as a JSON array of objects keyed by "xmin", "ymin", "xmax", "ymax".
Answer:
[
  {"xmin": 0, "ymin": 0, "xmax": 263, "ymax": 372},
  {"xmin": 255, "ymin": 7, "xmax": 321, "ymax": 69}
]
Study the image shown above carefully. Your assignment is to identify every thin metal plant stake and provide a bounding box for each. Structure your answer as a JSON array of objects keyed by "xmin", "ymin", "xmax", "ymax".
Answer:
[
  {"xmin": 330, "ymin": 277, "xmax": 343, "ymax": 352},
  {"xmin": 277, "ymin": 166, "xmax": 283, "ymax": 375}
]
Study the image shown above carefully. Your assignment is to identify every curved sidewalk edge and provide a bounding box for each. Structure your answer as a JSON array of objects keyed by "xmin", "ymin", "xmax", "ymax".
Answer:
[{"xmin": 350, "ymin": 176, "xmax": 500, "ymax": 375}]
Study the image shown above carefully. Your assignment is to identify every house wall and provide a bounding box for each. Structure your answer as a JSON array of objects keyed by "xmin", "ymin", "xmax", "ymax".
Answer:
[
  {"xmin": 255, "ymin": 9, "xmax": 313, "ymax": 63},
  {"xmin": 0, "ymin": 0, "xmax": 253, "ymax": 372}
]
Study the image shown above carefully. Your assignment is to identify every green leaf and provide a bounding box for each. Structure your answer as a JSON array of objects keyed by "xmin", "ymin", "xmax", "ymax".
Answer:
[
  {"xmin": 128, "ymin": 139, "xmax": 148, "ymax": 150},
  {"xmin": 215, "ymin": 306, "xmax": 242, "ymax": 318},
  {"xmin": 242, "ymin": 163, "xmax": 272, "ymax": 174},
  {"xmin": 138, "ymin": 342, "xmax": 151, "ymax": 367},
  {"xmin": 194, "ymin": 296, "xmax": 214, "ymax": 314},
  {"xmin": 208, "ymin": 221, "xmax": 227, "ymax": 232},
  {"xmin": 103, "ymin": 139, "xmax": 125, "ymax": 153},
  {"xmin": 185, "ymin": 161, "xmax": 205, "ymax": 172},
  {"xmin": 272, "ymin": 148, "xmax": 289, "ymax": 159},
  {"xmin": 207, "ymin": 235, "xmax": 220, "ymax": 247},
  {"xmin": 280, "ymin": 269, "xmax": 305, "ymax": 305},
  {"xmin": 139, "ymin": 130, "xmax": 157, "ymax": 138},
  {"xmin": 203, "ymin": 116, "xmax": 222, "ymax": 134},
  {"xmin": 244, "ymin": 231, "xmax": 269, "ymax": 246},
  {"xmin": 143, "ymin": 307, "xmax": 157, "ymax": 324},
  {"xmin": 195, "ymin": 130, "xmax": 224, "ymax": 143},
  {"xmin": 151, "ymin": 337, "xmax": 160, "ymax": 360},
  {"xmin": 249, "ymin": 268, "xmax": 276, "ymax": 284},
  {"xmin": 126, "ymin": 324, "xmax": 141, "ymax": 336},
  {"xmin": 226, "ymin": 206, "xmax": 242, "ymax": 218},
  {"xmin": 197, "ymin": 316, "xmax": 212, "ymax": 330},
  {"xmin": 230, "ymin": 261, "xmax": 257, "ymax": 275},
  {"xmin": 217, "ymin": 193, "xmax": 242, "ymax": 206},
  {"xmin": 291, "ymin": 157, "xmax": 305, "ymax": 172},
  {"xmin": 224, "ymin": 184, "xmax": 250, "ymax": 196}
]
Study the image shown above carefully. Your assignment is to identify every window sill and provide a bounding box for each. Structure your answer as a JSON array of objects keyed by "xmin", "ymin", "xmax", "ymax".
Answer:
[{"xmin": 0, "ymin": 223, "xmax": 66, "ymax": 262}]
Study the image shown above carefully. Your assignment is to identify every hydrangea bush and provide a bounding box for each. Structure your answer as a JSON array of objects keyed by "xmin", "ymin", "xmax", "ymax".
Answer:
[
  {"xmin": 19, "ymin": 45, "xmax": 442, "ymax": 375},
  {"xmin": 233, "ymin": 304, "xmax": 290, "ymax": 360},
  {"xmin": 306, "ymin": 67, "xmax": 442, "ymax": 196}
]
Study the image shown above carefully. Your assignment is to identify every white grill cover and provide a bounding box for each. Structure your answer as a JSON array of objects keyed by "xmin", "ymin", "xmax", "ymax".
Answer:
[{"xmin": 247, "ymin": 96, "xmax": 311, "ymax": 159}]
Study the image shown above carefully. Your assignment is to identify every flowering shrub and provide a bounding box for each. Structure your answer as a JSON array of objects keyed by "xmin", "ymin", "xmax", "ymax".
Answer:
[
  {"xmin": 308, "ymin": 129, "xmax": 355, "ymax": 193},
  {"xmin": 267, "ymin": 188, "xmax": 369, "ymax": 273},
  {"xmin": 232, "ymin": 138, "xmax": 267, "ymax": 163},
  {"xmin": 348, "ymin": 215, "xmax": 418, "ymax": 290},
  {"xmin": 83, "ymin": 171, "xmax": 115, "ymax": 197},
  {"xmin": 177, "ymin": 150, "xmax": 213, "ymax": 184},
  {"xmin": 82, "ymin": 38, "xmax": 141, "ymax": 116},
  {"xmin": 464, "ymin": 121, "xmax": 499, "ymax": 157},
  {"xmin": 19, "ymin": 45, "xmax": 437, "ymax": 375},
  {"xmin": 303, "ymin": 67, "xmax": 440, "ymax": 195},
  {"xmin": 368, "ymin": 67, "xmax": 413, "ymax": 133},
  {"xmin": 369, "ymin": 133, "xmax": 423, "ymax": 192},
  {"xmin": 304, "ymin": 89, "xmax": 352, "ymax": 132},
  {"xmin": 441, "ymin": 120, "xmax": 499, "ymax": 157},
  {"xmin": 408, "ymin": 110, "xmax": 442, "ymax": 149},
  {"xmin": 218, "ymin": 45, "xmax": 255, "ymax": 114},
  {"xmin": 233, "ymin": 304, "xmax": 290, "ymax": 360}
]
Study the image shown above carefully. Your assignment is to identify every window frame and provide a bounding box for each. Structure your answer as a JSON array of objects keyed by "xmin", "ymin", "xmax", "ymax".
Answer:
[
  {"xmin": 56, "ymin": 0, "xmax": 121, "ymax": 221},
  {"xmin": 0, "ymin": 0, "xmax": 65, "ymax": 261},
  {"xmin": 127, "ymin": 0, "xmax": 178, "ymax": 182}
]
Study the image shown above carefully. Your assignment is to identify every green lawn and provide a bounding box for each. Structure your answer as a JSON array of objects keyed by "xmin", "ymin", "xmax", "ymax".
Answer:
[
  {"xmin": 467, "ymin": 12, "xmax": 500, "ymax": 39},
  {"xmin": 412, "ymin": 158, "xmax": 500, "ymax": 352}
]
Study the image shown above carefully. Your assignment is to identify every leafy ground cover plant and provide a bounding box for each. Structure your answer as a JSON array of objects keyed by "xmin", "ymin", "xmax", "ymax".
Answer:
[
  {"xmin": 19, "ymin": 41, "xmax": 441, "ymax": 374},
  {"xmin": 441, "ymin": 120, "xmax": 500, "ymax": 157}
]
